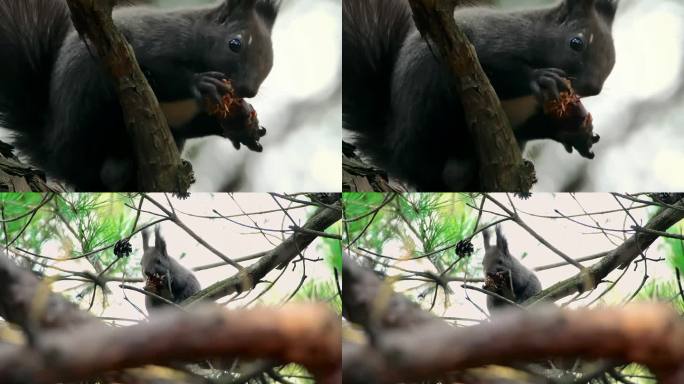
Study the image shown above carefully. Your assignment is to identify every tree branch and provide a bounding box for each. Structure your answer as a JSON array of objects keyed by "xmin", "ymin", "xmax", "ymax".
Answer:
[
  {"xmin": 407, "ymin": 0, "xmax": 535, "ymax": 191},
  {"xmin": 65, "ymin": 0, "xmax": 192, "ymax": 192},
  {"xmin": 0, "ymin": 248, "xmax": 341, "ymax": 383},
  {"xmin": 184, "ymin": 201, "xmax": 342, "ymax": 304},
  {"xmin": 0, "ymin": 304, "xmax": 341, "ymax": 384},
  {"xmin": 526, "ymin": 198, "xmax": 684, "ymax": 305},
  {"xmin": 0, "ymin": 142, "xmax": 54, "ymax": 192},
  {"xmin": 343, "ymin": 303, "xmax": 684, "ymax": 384}
]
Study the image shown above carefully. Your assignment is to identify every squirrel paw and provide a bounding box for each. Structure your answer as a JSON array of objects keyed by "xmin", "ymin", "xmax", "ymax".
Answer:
[
  {"xmin": 558, "ymin": 113, "xmax": 600, "ymax": 159},
  {"xmin": 193, "ymin": 72, "xmax": 234, "ymax": 106},
  {"xmin": 193, "ymin": 73, "xmax": 267, "ymax": 153},
  {"xmin": 220, "ymin": 99, "xmax": 267, "ymax": 153},
  {"xmin": 530, "ymin": 68, "xmax": 569, "ymax": 102},
  {"xmin": 547, "ymin": 100, "xmax": 600, "ymax": 159},
  {"xmin": 540, "ymin": 76, "xmax": 600, "ymax": 159}
]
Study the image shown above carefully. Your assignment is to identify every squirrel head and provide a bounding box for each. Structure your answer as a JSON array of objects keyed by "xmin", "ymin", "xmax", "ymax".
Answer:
[
  {"xmin": 201, "ymin": 0, "xmax": 281, "ymax": 98},
  {"xmin": 482, "ymin": 225, "xmax": 511, "ymax": 273},
  {"xmin": 540, "ymin": 0, "xmax": 618, "ymax": 97}
]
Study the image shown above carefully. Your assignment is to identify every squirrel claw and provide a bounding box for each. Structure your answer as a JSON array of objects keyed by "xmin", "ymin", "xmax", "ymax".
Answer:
[
  {"xmin": 218, "ymin": 99, "xmax": 267, "ymax": 153},
  {"xmin": 564, "ymin": 143, "xmax": 573, "ymax": 154},
  {"xmin": 531, "ymin": 68, "xmax": 569, "ymax": 103},
  {"xmin": 193, "ymin": 72, "xmax": 232, "ymax": 106}
]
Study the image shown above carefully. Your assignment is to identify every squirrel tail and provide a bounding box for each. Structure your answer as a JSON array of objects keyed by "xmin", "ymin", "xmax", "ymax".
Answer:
[
  {"xmin": 342, "ymin": 0, "xmax": 412, "ymax": 145},
  {"xmin": 0, "ymin": 0, "xmax": 71, "ymax": 147}
]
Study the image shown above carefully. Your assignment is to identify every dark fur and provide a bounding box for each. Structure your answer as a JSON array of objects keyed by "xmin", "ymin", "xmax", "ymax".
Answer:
[
  {"xmin": 0, "ymin": 0, "xmax": 280, "ymax": 191},
  {"xmin": 482, "ymin": 226, "xmax": 541, "ymax": 313},
  {"xmin": 141, "ymin": 226, "xmax": 200, "ymax": 311},
  {"xmin": 343, "ymin": 0, "xmax": 617, "ymax": 191}
]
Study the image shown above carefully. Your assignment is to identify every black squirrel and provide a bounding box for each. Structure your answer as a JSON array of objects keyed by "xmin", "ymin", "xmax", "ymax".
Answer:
[
  {"xmin": 343, "ymin": 0, "xmax": 618, "ymax": 191},
  {"xmin": 141, "ymin": 226, "xmax": 200, "ymax": 312},
  {"xmin": 481, "ymin": 226, "xmax": 541, "ymax": 313},
  {"xmin": 0, "ymin": 0, "xmax": 280, "ymax": 191}
]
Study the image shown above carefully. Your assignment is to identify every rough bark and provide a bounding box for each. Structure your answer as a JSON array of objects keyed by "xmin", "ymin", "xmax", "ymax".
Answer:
[
  {"xmin": 0, "ymin": 304, "xmax": 341, "ymax": 384},
  {"xmin": 65, "ymin": 0, "xmax": 192, "ymax": 192},
  {"xmin": 0, "ymin": 142, "xmax": 53, "ymax": 192},
  {"xmin": 407, "ymin": 0, "xmax": 536, "ymax": 191},
  {"xmin": 342, "ymin": 142, "xmax": 399, "ymax": 192}
]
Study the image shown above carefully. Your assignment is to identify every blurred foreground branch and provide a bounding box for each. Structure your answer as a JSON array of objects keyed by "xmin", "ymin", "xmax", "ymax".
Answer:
[
  {"xmin": 0, "ymin": 304, "xmax": 340, "ymax": 384},
  {"xmin": 342, "ymin": 254, "xmax": 684, "ymax": 384},
  {"xmin": 0, "ymin": 252, "xmax": 341, "ymax": 383}
]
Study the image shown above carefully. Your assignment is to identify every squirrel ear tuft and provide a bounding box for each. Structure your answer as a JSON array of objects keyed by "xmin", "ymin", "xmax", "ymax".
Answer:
[
  {"xmin": 256, "ymin": 0, "xmax": 281, "ymax": 28},
  {"xmin": 596, "ymin": 0, "xmax": 618, "ymax": 24},
  {"xmin": 213, "ymin": 0, "xmax": 257, "ymax": 23},
  {"xmin": 557, "ymin": 0, "xmax": 596, "ymax": 21},
  {"xmin": 154, "ymin": 226, "xmax": 167, "ymax": 254},
  {"xmin": 568, "ymin": 0, "xmax": 597, "ymax": 9},
  {"xmin": 482, "ymin": 229, "xmax": 491, "ymax": 249},
  {"xmin": 225, "ymin": 0, "xmax": 258, "ymax": 13},
  {"xmin": 495, "ymin": 225, "xmax": 508, "ymax": 253},
  {"xmin": 141, "ymin": 229, "xmax": 150, "ymax": 251}
]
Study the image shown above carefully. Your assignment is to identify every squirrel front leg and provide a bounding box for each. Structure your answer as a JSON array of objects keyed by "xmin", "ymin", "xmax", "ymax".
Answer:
[
  {"xmin": 150, "ymin": 71, "xmax": 229, "ymax": 133},
  {"xmin": 158, "ymin": 72, "xmax": 266, "ymax": 151},
  {"xmin": 505, "ymin": 68, "xmax": 600, "ymax": 159},
  {"xmin": 513, "ymin": 104, "xmax": 600, "ymax": 159},
  {"xmin": 98, "ymin": 72, "xmax": 229, "ymax": 189}
]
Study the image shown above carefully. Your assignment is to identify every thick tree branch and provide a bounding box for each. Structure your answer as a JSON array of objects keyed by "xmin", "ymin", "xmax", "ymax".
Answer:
[
  {"xmin": 342, "ymin": 253, "xmax": 448, "ymax": 332},
  {"xmin": 0, "ymin": 304, "xmax": 340, "ymax": 384},
  {"xmin": 0, "ymin": 252, "xmax": 194, "ymax": 384},
  {"xmin": 407, "ymin": 0, "xmax": 535, "ymax": 191},
  {"xmin": 0, "ymin": 251, "xmax": 94, "ymax": 330},
  {"xmin": 343, "ymin": 303, "xmax": 684, "ymax": 384},
  {"xmin": 65, "ymin": 0, "xmax": 192, "ymax": 192},
  {"xmin": 0, "ymin": 142, "xmax": 54, "ymax": 192},
  {"xmin": 0, "ymin": 249, "xmax": 342, "ymax": 383}
]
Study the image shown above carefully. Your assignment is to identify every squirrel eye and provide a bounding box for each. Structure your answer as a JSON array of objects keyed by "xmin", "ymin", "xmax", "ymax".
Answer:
[
  {"xmin": 228, "ymin": 38, "xmax": 242, "ymax": 52},
  {"xmin": 569, "ymin": 36, "xmax": 585, "ymax": 52}
]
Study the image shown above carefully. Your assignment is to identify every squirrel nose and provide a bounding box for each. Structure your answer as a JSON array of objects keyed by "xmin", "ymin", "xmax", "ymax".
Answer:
[
  {"xmin": 578, "ymin": 84, "xmax": 602, "ymax": 97},
  {"xmin": 235, "ymin": 85, "xmax": 258, "ymax": 98}
]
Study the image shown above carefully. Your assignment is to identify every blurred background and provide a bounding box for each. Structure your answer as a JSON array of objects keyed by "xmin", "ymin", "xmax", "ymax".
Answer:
[
  {"xmin": 499, "ymin": 0, "xmax": 684, "ymax": 191},
  {"xmin": 0, "ymin": 0, "xmax": 342, "ymax": 192}
]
